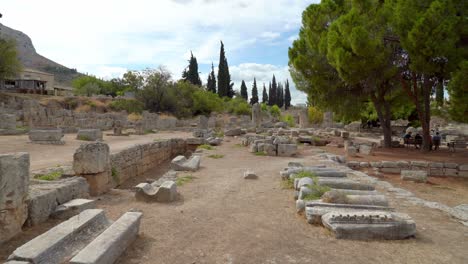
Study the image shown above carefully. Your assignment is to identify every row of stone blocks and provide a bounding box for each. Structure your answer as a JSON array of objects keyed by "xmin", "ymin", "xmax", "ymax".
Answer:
[
  {"xmin": 347, "ymin": 160, "xmax": 468, "ymax": 177},
  {"xmin": 7, "ymin": 209, "xmax": 142, "ymax": 264},
  {"xmin": 283, "ymin": 164, "xmax": 416, "ymax": 240},
  {"xmin": 28, "ymin": 129, "xmax": 103, "ymax": 145}
]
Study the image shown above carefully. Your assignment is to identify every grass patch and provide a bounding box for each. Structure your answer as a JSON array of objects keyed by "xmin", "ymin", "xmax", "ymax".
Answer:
[
  {"xmin": 111, "ymin": 167, "xmax": 120, "ymax": 183},
  {"xmin": 198, "ymin": 144, "xmax": 214, "ymax": 150},
  {"xmin": 176, "ymin": 174, "xmax": 195, "ymax": 186},
  {"xmin": 144, "ymin": 129, "xmax": 156, "ymax": 134},
  {"xmin": 254, "ymin": 151, "xmax": 267, "ymax": 156},
  {"xmin": 214, "ymin": 130, "xmax": 224, "ymax": 137},
  {"xmin": 302, "ymin": 184, "xmax": 331, "ymax": 201},
  {"xmin": 16, "ymin": 125, "xmax": 29, "ymax": 132},
  {"xmin": 154, "ymin": 138, "xmax": 165, "ymax": 142},
  {"xmin": 234, "ymin": 143, "xmax": 244, "ymax": 148},
  {"xmin": 36, "ymin": 171, "xmax": 62, "ymax": 181},
  {"xmin": 208, "ymin": 154, "xmax": 224, "ymax": 159},
  {"xmin": 77, "ymin": 135, "xmax": 92, "ymax": 141},
  {"xmin": 282, "ymin": 171, "xmax": 318, "ymax": 190}
]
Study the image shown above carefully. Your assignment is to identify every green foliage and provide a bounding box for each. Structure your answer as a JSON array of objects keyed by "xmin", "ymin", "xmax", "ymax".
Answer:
[
  {"xmin": 0, "ymin": 38, "xmax": 21, "ymax": 81},
  {"xmin": 109, "ymin": 99, "xmax": 145, "ymax": 114},
  {"xmin": 192, "ymin": 89, "xmax": 224, "ymax": 115},
  {"xmin": 206, "ymin": 63, "xmax": 217, "ymax": 93},
  {"xmin": 262, "ymin": 84, "xmax": 268, "ymax": 104},
  {"xmin": 182, "ymin": 52, "xmax": 202, "ymax": 86},
  {"xmin": 198, "ymin": 144, "xmax": 214, "ymax": 150},
  {"xmin": 77, "ymin": 135, "xmax": 92, "ymax": 141},
  {"xmin": 448, "ymin": 61, "xmax": 468, "ymax": 123},
  {"xmin": 269, "ymin": 105, "xmax": 281, "ymax": 118},
  {"xmin": 250, "ymin": 78, "xmax": 259, "ymax": 105},
  {"xmin": 111, "ymin": 167, "xmax": 120, "ymax": 183},
  {"xmin": 308, "ymin": 106, "xmax": 323, "ymax": 124},
  {"xmin": 176, "ymin": 175, "xmax": 194, "ymax": 186},
  {"xmin": 217, "ymin": 41, "xmax": 234, "ymax": 98},
  {"xmin": 284, "ymin": 80, "xmax": 291, "ymax": 109},
  {"xmin": 280, "ymin": 114, "xmax": 296, "ymax": 127},
  {"xmin": 268, "ymin": 76, "xmax": 277, "ymax": 106},
  {"xmin": 260, "ymin": 103, "xmax": 269, "ymax": 112},
  {"xmin": 208, "ymin": 154, "xmax": 224, "ymax": 159},
  {"xmin": 254, "ymin": 151, "xmax": 267, "ymax": 156},
  {"xmin": 36, "ymin": 171, "xmax": 62, "ymax": 181},
  {"xmin": 240, "ymin": 80, "xmax": 248, "ymax": 101},
  {"xmin": 226, "ymin": 97, "xmax": 251, "ymax": 116}
]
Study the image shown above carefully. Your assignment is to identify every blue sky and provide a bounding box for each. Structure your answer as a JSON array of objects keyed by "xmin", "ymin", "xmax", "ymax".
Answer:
[{"xmin": 2, "ymin": 0, "xmax": 318, "ymax": 104}]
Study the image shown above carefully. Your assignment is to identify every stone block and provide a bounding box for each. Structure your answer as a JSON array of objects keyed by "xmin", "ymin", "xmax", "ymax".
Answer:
[
  {"xmin": 347, "ymin": 161, "xmax": 360, "ymax": 169},
  {"xmin": 322, "ymin": 211, "xmax": 416, "ymax": 240},
  {"xmin": 29, "ymin": 129, "xmax": 64, "ymax": 144},
  {"xmin": 380, "ymin": 167, "xmax": 401, "ymax": 174},
  {"xmin": 411, "ymin": 161, "xmax": 429, "ymax": 168},
  {"xmin": 8, "ymin": 209, "xmax": 110, "ymax": 264},
  {"xmin": 243, "ymin": 171, "xmax": 258, "ymax": 180},
  {"xmin": 135, "ymin": 181, "xmax": 177, "ymax": 203},
  {"xmin": 296, "ymin": 177, "xmax": 314, "ymax": 190},
  {"xmin": 341, "ymin": 131, "xmax": 350, "ymax": 139},
  {"xmin": 82, "ymin": 171, "xmax": 111, "ymax": 196},
  {"xmin": 77, "ymin": 129, "xmax": 103, "ymax": 141},
  {"xmin": 345, "ymin": 195, "xmax": 389, "ymax": 207},
  {"xmin": 318, "ymin": 178, "xmax": 375, "ymax": 191},
  {"xmin": 359, "ymin": 144, "xmax": 374, "ymax": 155},
  {"xmin": 429, "ymin": 162, "xmax": 443, "ymax": 168},
  {"xmin": 444, "ymin": 168, "xmax": 458, "ymax": 177},
  {"xmin": 369, "ymin": 162, "xmax": 382, "ymax": 168},
  {"xmin": 171, "ymin": 155, "xmax": 200, "ymax": 172},
  {"xmin": 70, "ymin": 211, "xmax": 142, "ymax": 264},
  {"xmin": 401, "ymin": 170, "xmax": 427, "ymax": 183},
  {"xmin": 0, "ymin": 113, "xmax": 16, "ymax": 129},
  {"xmin": 0, "ymin": 153, "xmax": 29, "ymax": 244},
  {"xmin": 224, "ymin": 128, "xmax": 242, "ymax": 136},
  {"xmin": 277, "ymin": 144, "xmax": 298, "ymax": 157},
  {"xmin": 51, "ymin": 199, "xmax": 96, "ymax": 220},
  {"xmin": 264, "ymin": 143, "xmax": 277, "ymax": 156},
  {"xmin": 346, "ymin": 146, "xmax": 357, "ymax": 157},
  {"xmin": 458, "ymin": 171, "xmax": 468, "ymax": 178},
  {"xmin": 156, "ymin": 181, "xmax": 177, "ymax": 202},
  {"xmin": 381, "ymin": 161, "xmax": 398, "ymax": 168},
  {"xmin": 429, "ymin": 169, "xmax": 444, "ymax": 176},
  {"xmin": 459, "ymin": 164, "xmax": 468, "ymax": 171},
  {"xmin": 186, "ymin": 137, "xmax": 206, "ymax": 145},
  {"xmin": 397, "ymin": 161, "xmax": 410, "ymax": 168},
  {"xmin": 288, "ymin": 162, "xmax": 303, "ymax": 168},
  {"xmin": 444, "ymin": 163, "xmax": 458, "ymax": 169},
  {"xmin": 73, "ymin": 142, "xmax": 110, "ymax": 174},
  {"xmin": 360, "ymin": 162, "xmax": 370, "ymax": 168}
]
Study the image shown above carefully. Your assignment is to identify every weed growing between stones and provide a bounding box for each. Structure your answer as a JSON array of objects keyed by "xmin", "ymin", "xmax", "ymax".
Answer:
[
  {"xmin": 198, "ymin": 144, "xmax": 214, "ymax": 150},
  {"xmin": 214, "ymin": 129, "xmax": 224, "ymax": 137},
  {"xmin": 176, "ymin": 175, "xmax": 195, "ymax": 186},
  {"xmin": 144, "ymin": 129, "xmax": 156, "ymax": 134},
  {"xmin": 36, "ymin": 171, "xmax": 62, "ymax": 181},
  {"xmin": 254, "ymin": 151, "xmax": 267, "ymax": 156},
  {"xmin": 111, "ymin": 167, "xmax": 120, "ymax": 183},
  {"xmin": 208, "ymin": 154, "xmax": 224, "ymax": 159},
  {"xmin": 234, "ymin": 143, "xmax": 244, "ymax": 148},
  {"xmin": 77, "ymin": 135, "xmax": 92, "ymax": 141}
]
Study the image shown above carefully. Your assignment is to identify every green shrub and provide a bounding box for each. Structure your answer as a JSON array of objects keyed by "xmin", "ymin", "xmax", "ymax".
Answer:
[
  {"xmin": 226, "ymin": 97, "xmax": 251, "ymax": 116},
  {"xmin": 260, "ymin": 103, "xmax": 269, "ymax": 112},
  {"xmin": 280, "ymin": 114, "xmax": 296, "ymax": 127},
  {"xmin": 254, "ymin": 151, "xmax": 267, "ymax": 156},
  {"xmin": 269, "ymin": 105, "xmax": 281, "ymax": 118},
  {"xmin": 109, "ymin": 99, "xmax": 144, "ymax": 114},
  {"xmin": 77, "ymin": 135, "xmax": 92, "ymax": 141},
  {"xmin": 192, "ymin": 90, "xmax": 224, "ymax": 115},
  {"xmin": 111, "ymin": 167, "xmax": 120, "ymax": 182},
  {"xmin": 208, "ymin": 154, "xmax": 224, "ymax": 159},
  {"xmin": 36, "ymin": 171, "xmax": 62, "ymax": 181},
  {"xmin": 308, "ymin": 106, "xmax": 323, "ymax": 124},
  {"xmin": 198, "ymin": 144, "xmax": 214, "ymax": 150}
]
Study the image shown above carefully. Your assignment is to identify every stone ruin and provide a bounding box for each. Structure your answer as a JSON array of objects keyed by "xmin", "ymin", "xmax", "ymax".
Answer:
[
  {"xmin": 283, "ymin": 162, "xmax": 417, "ymax": 240},
  {"xmin": 29, "ymin": 128, "xmax": 65, "ymax": 145},
  {"xmin": 77, "ymin": 128, "xmax": 103, "ymax": 141}
]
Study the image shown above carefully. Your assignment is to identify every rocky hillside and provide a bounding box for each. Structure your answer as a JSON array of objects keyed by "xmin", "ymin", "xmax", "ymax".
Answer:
[{"xmin": 0, "ymin": 23, "xmax": 82, "ymax": 85}]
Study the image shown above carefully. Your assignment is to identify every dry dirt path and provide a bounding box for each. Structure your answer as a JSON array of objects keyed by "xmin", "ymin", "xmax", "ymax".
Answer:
[
  {"xmin": 0, "ymin": 131, "xmax": 191, "ymax": 171},
  {"xmin": 93, "ymin": 138, "xmax": 468, "ymax": 264}
]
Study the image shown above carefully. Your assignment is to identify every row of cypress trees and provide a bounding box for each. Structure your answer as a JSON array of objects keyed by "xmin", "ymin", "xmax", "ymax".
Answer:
[{"xmin": 240, "ymin": 75, "xmax": 291, "ymax": 109}]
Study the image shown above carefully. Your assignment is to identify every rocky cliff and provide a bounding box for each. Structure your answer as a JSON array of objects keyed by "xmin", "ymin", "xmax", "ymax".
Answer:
[{"xmin": 0, "ymin": 23, "xmax": 82, "ymax": 85}]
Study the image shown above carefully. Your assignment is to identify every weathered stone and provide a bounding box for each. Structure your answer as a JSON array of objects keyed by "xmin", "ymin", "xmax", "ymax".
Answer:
[
  {"xmin": 429, "ymin": 162, "xmax": 444, "ymax": 168},
  {"xmin": 347, "ymin": 161, "xmax": 360, "ymax": 169},
  {"xmin": 251, "ymin": 103, "xmax": 262, "ymax": 127},
  {"xmin": 77, "ymin": 129, "xmax": 103, "ymax": 141},
  {"xmin": 288, "ymin": 161, "xmax": 303, "ymax": 168},
  {"xmin": 459, "ymin": 164, "xmax": 468, "ymax": 171},
  {"xmin": 444, "ymin": 168, "xmax": 458, "ymax": 177},
  {"xmin": 318, "ymin": 178, "xmax": 375, "ymax": 191},
  {"xmin": 264, "ymin": 143, "xmax": 277, "ymax": 156},
  {"xmin": 29, "ymin": 129, "xmax": 64, "ymax": 144},
  {"xmin": 411, "ymin": 160, "xmax": 429, "ymax": 168},
  {"xmin": 322, "ymin": 211, "xmax": 416, "ymax": 240},
  {"xmin": 369, "ymin": 162, "xmax": 382, "ymax": 168},
  {"xmin": 0, "ymin": 113, "xmax": 16, "ymax": 129},
  {"xmin": 249, "ymin": 144, "xmax": 258, "ymax": 153},
  {"xmin": 73, "ymin": 142, "xmax": 110, "ymax": 174},
  {"xmin": 51, "ymin": 199, "xmax": 96, "ymax": 220},
  {"xmin": 458, "ymin": 171, "xmax": 468, "ymax": 178},
  {"xmin": 381, "ymin": 161, "xmax": 398, "ymax": 168},
  {"xmin": 360, "ymin": 162, "xmax": 370, "ymax": 168},
  {"xmin": 274, "ymin": 122, "xmax": 288, "ymax": 128},
  {"xmin": 224, "ymin": 128, "xmax": 242, "ymax": 136},
  {"xmin": 135, "ymin": 181, "xmax": 177, "ymax": 203},
  {"xmin": 345, "ymin": 195, "xmax": 389, "ymax": 207},
  {"xmin": 186, "ymin": 137, "xmax": 206, "ymax": 145},
  {"xmin": 401, "ymin": 170, "xmax": 427, "ymax": 183},
  {"xmin": 341, "ymin": 131, "xmax": 350, "ymax": 139},
  {"xmin": 81, "ymin": 171, "xmax": 110, "ymax": 196},
  {"xmin": 170, "ymin": 155, "xmax": 201, "ymax": 172},
  {"xmin": 244, "ymin": 170, "xmax": 258, "ymax": 179},
  {"xmin": 359, "ymin": 144, "xmax": 374, "ymax": 155},
  {"xmin": 444, "ymin": 163, "xmax": 458, "ymax": 169},
  {"xmin": 296, "ymin": 177, "xmax": 315, "ymax": 190},
  {"xmin": 346, "ymin": 146, "xmax": 357, "ymax": 157},
  {"xmin": 70, "ymin": 211, "xmax": 143, "ymax": 264},
  {"xmin": 397, "ymin": 161, "xmax": 410, "ymax": 168},
  {"xmin": 198, "ymin": 115, "xmax": 209, "ymax": 129},
  {"xmin": 8, "ymin": 209, "xmax": 110, "ymax": 264},
  {"xmin": 0, "ymin": 153, "xmax": 29, "ymax": 244},
  {"xmin": 155, "ymin": 181, "xmax": 177, "ymax": 202},
  {"xmin": 277, "ymin": 144, "xmax": 298, "ymax": 157}
]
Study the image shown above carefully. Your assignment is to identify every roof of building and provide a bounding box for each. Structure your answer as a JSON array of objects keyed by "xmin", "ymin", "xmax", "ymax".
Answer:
[{"xmin": 22, "ymin": 68, "xmax": 54, "ymax": 76}]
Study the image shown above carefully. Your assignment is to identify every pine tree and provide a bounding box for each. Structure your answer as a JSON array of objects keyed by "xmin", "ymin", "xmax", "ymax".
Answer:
[
  {"xmin": 206, "ymin": 63, "xmax": 217, "ymax": 93},
  {"xmin": 240, "ymin": 80, "xmax": 248, "ymax": 101},
  {"xmin": 262, "ymin": 83, "xmax": 268, "ymax": 103},
  {"xmin": 183, "ymin": 52, "xmax": 202, "ymax": 86},
  {"xmin": 284, "ymin": 79, "xmax": 291, "ymax": 109},
  {"xmin": 250, "ymin": 78, "xmax": 259, "ymax": 105},
  {"xmin": 217, "ymin": 41, "xmax": 233, "ymax": 98}
]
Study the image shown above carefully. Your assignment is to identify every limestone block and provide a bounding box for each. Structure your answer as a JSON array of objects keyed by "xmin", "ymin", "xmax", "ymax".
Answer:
[
  {"xmin": 296, "ymin": 177, "xmax": 314, "ymax": 190},
  {"xmin": 186, "ymin": 137, "xmax": 206, "ymax": 145},
  {"xmin": 341, "ymin": 131, "xmax": 350, "ymax": 139},
  {"xmin": 345, "ymin": 195, "xmax": 389, "ymax": 207},
  {"xmin": 401, "ymin": 170, "xmax": 427, "ymax": 183},
  {"xmin": 171, "ymin": 155, "xmax": 201, "ymax": 172},
  {"xmin": 380, "ymin": 167, "xmax": 401, "ymax": 174},
  {"xmin": 198, "ymin": 115, "xmax": 209, "ymax": 129},
  {"xmin": 81, "ymin": 171, "xmax": 111, "ymax": 196},
  {"xmin": 0, "ymin": 113, "xmax": 16, "ymax": 129},
  {"xmin": 381, "ymin": 161, "xmax": 398, "ymax": 168},
  {"xmin": 359, "ymin": 144, "xmax": 374, "ymax": 155},
  {"xmin": 0, "ymin": 153, "xmax": 29, "ymax": 244},
  {"xmin": 444, "ymin": 168, "xmax": 458, "ymax": 177},
  {"xmin": 156, "ymin": 181, "xmax": 177, "ymax": 202},
  {"xmin": 249, "ymin": 144, "xmax": 258, "ymax": 153},
  {"xmin": 429, "ymin": 169, "xmax": 444, "ymax": 176},
  {"xmin": 244, "ymin": 170, "xmax": 258, "ymax": 179},
  {"xmin": 459, "ymin": 164, "xmax": 468, "ymax": 171},
  {"xmin": 411, "ymin": 161, "xmax": 429, "ymax": 168},
  {"xmin": 370, "ymin": 162, "xmax": 382, "ymax": 168},
  {"xmin": 429, "ymin": 162, "xmax": 444, "ymax": 168},
  {"xmin": 347, "ymin": 161, "xmax": 360, "ymax": 169},
  {"xmin": 346, "ymin": 146, "xmax": 357, "ymax": 157},
  {"xmin": 77, "ymin": 129, "xmax": 103, "ymax": 141},
  {"xmin": 70, "ymin": 211, "xmax": 143, "ymax": 264},
  {"xmin": 51, "ymin": 199, "xmax": 96, "ymax": 220},
  {"xmin": 29, "ymin": 129, "xmax": 64, "ymax": 144},
  {"xmin": 458, "ymin": 171, "xmax": 468, "ymax": 178},
  {"xmin": 277, "ymin": 144, "xmax": 298, "ymax": 157},
  {"xmin": 224, "ymin": 128, "xmax": 242, "ymax": 136},
  {"xmin": 397, "ymin": 161, "xmax": 410, "ymax": 168},
  {"xmin": 360, "ymin": 162, "xmax": 370, "ymax": 168},
  {"xmin": 73, "ymin": 142, "xmax": 110, "ymax": 174},
  {"xmin": 135, "ymin": 181, "xmax": 177, "ymax": 203},
  {"xmin": 264, "ymin": 143, "xmax": 277, "ymax": 156},
  {"xmin": 318, "ymin": 178, "xmax": 375, "ymax": 191},
  {"xmin": 444, "ymin": 163, "xmax": 458, "ymax": 169}
]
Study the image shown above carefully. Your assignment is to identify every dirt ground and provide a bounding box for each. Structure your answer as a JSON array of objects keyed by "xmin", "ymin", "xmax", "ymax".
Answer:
[
  {"xmin": 1, "ymin": 138, "xmax": 467, "ymax": 264},
  {"xmin": 0, "ymin": 131, "xmax": 191, "ymax": 171}
]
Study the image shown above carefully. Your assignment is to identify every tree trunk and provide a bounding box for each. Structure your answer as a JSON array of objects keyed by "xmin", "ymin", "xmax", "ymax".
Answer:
[
  {"xmin": 420, "ymin": 77, "xmax": 432, "ymax": 152},
  {"xmin": 371, "ymin": 95, "xmax": 392, "ymax": 148}
]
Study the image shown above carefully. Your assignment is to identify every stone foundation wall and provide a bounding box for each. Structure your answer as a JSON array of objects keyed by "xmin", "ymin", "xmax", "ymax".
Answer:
[{"xmin": 347, "ymin": 160, "xmax": 468, "ymax": 178}]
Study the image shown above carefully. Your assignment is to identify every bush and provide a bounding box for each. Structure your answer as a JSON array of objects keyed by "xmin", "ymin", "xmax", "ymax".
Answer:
[
  {"xmin": 109, "ymin": 99, "xmax": 144, "ymax": 114},
  {"xmin": 36, "ymin": 171, "xmax": 62, "ymax": 181},
  {"xmin": 226, "ymin": 97, "xmax": 251, "ymax": 116},
  {"xmin": 127, "ymin": 113, "xmax": 143, "ymax": 121},
  {"xmin": 308, "ymin": 106, "xmax": 323, "ymax": 124},
  {"xmin": 280, "ymin": 114, "xmax": 296, "ymax": 127},
  {"xmin": 192, "ymin": 90, "xmax": 224, "ymax": 115},
  {"xmin": 269, "ymin": 105, "xmax": 281, "ymax": 118},
  {"xmin": 260, "ymin": 103, "xmax": 269, "ymax": 112}
]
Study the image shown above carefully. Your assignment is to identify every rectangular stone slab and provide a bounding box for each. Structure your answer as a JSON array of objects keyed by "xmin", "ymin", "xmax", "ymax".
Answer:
[
  {"xmin": 70, "ymin": 211, "xmax": 143, "ymax": 264},
  {"xmin": 9, "ymin": 209, "xmax": 109, "ymax": 264},
  {"xmin": 322, "ymin": 211, "xmax": 416, "ymax": 240},
  {"xmin": 305, "ymin": 202, "xmax": 393, "ymax": 225},
  {"xmin": 318, "ymin": 178, "xmax": 375, "ymax": 190}
]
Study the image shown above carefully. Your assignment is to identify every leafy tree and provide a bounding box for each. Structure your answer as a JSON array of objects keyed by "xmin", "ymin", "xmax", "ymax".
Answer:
[
  {"xmin": 240, "ymin": 80, "xmax": 248, "ymax": 101},
  {"xmin": 206, "ymin": 63, "xmax": 217, "ymax": 93},
  {"xmin": 182, "ymin": 52, "xmax": 202, "ymax": 86},
  {"xmin": 447, "ymin": 60, "xmax": 468, "ymax": 123},
  {"xmin": 122, "ymin": 71, "xmax": 144, "ymax": 92},
  {"xmin": 250, "ymin": 78, "xmax": 259, "ymax": 105},
  {"xmin": 72, "ymin": 75, "xmax": 106, "ymax": 96},
  {"xmin": 284, "ymin": 79, "xmax": 292, "ymax": 109},
  {"xmin": 137, "ymin": 67, "xmax": 174, "ymax": 113},
  {"xmin": 217, "ymin": 41, "xmax": 233, "ymax": 98},
  {"xmin": 262, "ymin": 83, "xmax": 268, "ymax": 103},
  {"xmin": 0, "ymin": 38, "xmax": 21, "ymax": 82}
]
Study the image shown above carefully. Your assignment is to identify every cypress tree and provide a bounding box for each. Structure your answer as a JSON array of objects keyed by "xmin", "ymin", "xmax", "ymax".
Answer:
[
  {"xmin": 217, "ymin": 41, "xmax": 233, "ymax": 98},
  {"xmin": 206, "ymin": 63, "xmax": 217, "ymax": 93},
  {"xmin": 183, "ymin": 52, "xmax": 201, "ymax": 86},
  {"xmin": 270, "ymin": 75, "xmax": 277, "ymax": 105},
  {"xmin": 250, "ymin": 78, "xmax": 259, "ymax": 105},
  {"xmin": 268, "ymin": 82, "xmax": 273, "ymax": 105},
  {"xmin": 262, "ymin": 83, "xmax": 268, "ymax": 103},
  {"xmin": 240, "ymin": 80, "xmax": 248, "ymax": 101},
  {"xmin": 284, "ymin": 79, "xmax": 291, "ymax": 109},
  {"xmin": 277, "ymin": 83, "xmax": 284, "ymax": 108}
]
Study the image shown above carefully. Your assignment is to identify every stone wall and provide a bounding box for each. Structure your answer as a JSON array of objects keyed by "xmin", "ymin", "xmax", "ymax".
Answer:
[{"xmin": 347, "ymin": 160, "xmax": 468, "ymax": 178}]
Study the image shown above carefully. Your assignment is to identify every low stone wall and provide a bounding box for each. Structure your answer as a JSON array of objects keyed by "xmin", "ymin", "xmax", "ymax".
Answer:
[
  {"xmin": 347, "ymin": 160, "xmax": 468, "ymax": 178},
  {"xmin": 110, "ymin": 139, "xmax": 187, "ymax": 186}
]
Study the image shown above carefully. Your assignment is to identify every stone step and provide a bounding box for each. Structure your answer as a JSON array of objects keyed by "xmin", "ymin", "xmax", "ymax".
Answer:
[
  {"xmin": 8, "ymin": 209, "xmax": 110, "ymax": 264},
  {"xmin": 51, "ymin": 199, "xmax": 96, "ymax": 220},
  {"xmin": 70, "ymin": 211, "xmax": 143, "ymax": 264}
]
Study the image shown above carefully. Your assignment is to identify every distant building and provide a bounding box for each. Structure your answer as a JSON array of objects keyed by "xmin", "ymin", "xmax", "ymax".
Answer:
[{"xmin": 0, "ymin": 68, "xmax": 72, "ymax": 96}]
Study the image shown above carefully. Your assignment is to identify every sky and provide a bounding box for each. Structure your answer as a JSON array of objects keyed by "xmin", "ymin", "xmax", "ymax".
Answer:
[{"xmin": 1, "ymin": 0, "xmax": 318, "ymax": 104}]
